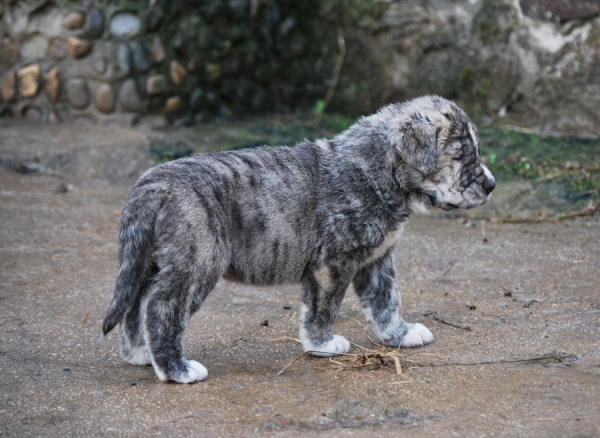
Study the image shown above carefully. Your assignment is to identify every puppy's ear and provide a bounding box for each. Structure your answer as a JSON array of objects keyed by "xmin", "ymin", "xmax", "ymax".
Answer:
[{"xmin": 389, "ymin": 117, "xmax": 438, "ymax": 175}]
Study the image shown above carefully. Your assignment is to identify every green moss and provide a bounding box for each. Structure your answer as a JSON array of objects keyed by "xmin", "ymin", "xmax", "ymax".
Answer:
[{"xmin": 480, "ymin": 126, "xmax": 600, "ymax": 204}]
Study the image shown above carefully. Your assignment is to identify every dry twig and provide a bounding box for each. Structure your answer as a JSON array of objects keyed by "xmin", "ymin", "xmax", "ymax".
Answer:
[
  {"xmin": 320, "ymin": 26, "xmax": 346, "ymax": 114},
  {"xmin": 424, "ymin": 311, "xmax": 471, "ymax": 331},
  {"xmin": 268, "ymin": 336, "xmax": 301, "ymax": 344},
  {"xmin": 491, "ymin": 201, "xmax": 598, "ymax": 224}
]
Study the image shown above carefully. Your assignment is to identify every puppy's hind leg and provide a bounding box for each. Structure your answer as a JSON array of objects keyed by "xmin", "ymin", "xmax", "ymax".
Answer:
[
  {"xmin": 119, "ymin": 302, "xmax": 149, "ymax": 365},
  {"xmin": 143, "ymin": 218, "xmax": 229, "ymax": 384},
  {"xmin": 299, "ymin": 267, "xmax": 351, "ymax": 357},
  {"xmin": 353, "ymin": 253, "xmax": 433, "ymax": 348},
  {"xmin": 143, "ymin": 260, "xmax": 223, "ymax": 383}
]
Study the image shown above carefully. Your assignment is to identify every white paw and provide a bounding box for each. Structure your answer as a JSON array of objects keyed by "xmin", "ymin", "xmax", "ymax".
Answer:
[
  {"xmin": 306, "ymin": 335, "xmax": 351, "ymax": 357},
  {"xmin": 400, "ymin": 323, "xmax": 434, "ymax": 348},
  {"xmin": 171, "ymin": 360, "xmax": 208, "ymax": 384}
]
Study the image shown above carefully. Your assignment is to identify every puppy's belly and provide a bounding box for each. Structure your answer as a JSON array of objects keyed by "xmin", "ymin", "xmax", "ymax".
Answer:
[{"xmin": 221, "ymin": 259, "xmax": 307, "ymax": 286}]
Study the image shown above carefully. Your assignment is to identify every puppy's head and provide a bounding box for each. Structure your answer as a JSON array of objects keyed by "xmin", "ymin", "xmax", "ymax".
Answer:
[{"xmin": 387, "ymin": 96, "xmax": 495, "ymax": 211}]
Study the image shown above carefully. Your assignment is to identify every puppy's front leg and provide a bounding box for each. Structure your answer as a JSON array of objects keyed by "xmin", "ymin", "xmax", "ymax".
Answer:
[
  {"xmin": 353, "ymin": 253, "xmax": 433, "ymax": 348},
  {"xmin": 299, "ymin": 267, "xmax": 351, "ymax": 356}
]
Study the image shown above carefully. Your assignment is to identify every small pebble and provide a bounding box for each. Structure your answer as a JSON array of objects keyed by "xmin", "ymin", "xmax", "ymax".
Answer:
[
  {"xmin": 260, "ymin": 320, "xmax": 268, "ymax": 327},
  {"xmin": 283, "ymin": 304, "xmax": 291, "ymax": 310}
]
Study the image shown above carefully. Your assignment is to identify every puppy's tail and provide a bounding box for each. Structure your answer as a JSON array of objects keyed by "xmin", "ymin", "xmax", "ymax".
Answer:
[{"xmin": 102, "ymin": 185, "xmax": 161, "ymax": 336}]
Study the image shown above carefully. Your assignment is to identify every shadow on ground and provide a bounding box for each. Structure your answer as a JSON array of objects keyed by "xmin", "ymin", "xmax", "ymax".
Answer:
[{"xmin": 0, "ymin": 123, "xmax": 598, "ymax": 437}]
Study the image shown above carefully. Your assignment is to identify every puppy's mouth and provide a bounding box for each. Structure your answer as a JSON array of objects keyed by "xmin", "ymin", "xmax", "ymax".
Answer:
[
  {"xmin": 436, "ymin": 202, "xmax": 459, "ymax": 211},
  {"xmin": 424, "ymin": 191, "xmax": 459, "ymax": 211}
]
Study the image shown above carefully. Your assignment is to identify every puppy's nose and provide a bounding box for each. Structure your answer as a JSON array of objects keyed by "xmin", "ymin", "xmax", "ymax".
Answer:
[{"xmin": 483, "ymin": 178, "xmax": 496, "ymax": 195}]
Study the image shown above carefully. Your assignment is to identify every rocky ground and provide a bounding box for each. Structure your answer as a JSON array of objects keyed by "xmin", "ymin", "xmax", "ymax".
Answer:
[{"xmin": 0, "ymin": 122, "xmax": 598, "ymax": 437}]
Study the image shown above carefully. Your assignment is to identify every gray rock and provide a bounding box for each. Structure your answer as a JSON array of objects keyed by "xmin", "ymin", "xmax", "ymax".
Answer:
[
  {"xmin": 151, "ymin": 36, "xmax": 165, "ymax": 64},
  {"xmin": 92, "ymin": 53, "xmax": 107, "ymax": 74},
  {"xmin": 189, "ymin": 87, "xmax": 205, "ymax": 111},
  {"xmin": 117, "ymin": 43, "xmax": 131, "ymax": 75},
  {"xmin": 95, "ymin": 83, "xmax": 116, "ymax": 113},
  {"xmin": 21, "ymin": 33, "xmax": 48, "ymax": 59},
  {"xmin": 67, "ymin": 78, "xmax": 90, "ymax": 109},
  {"xmin": 63, "ymin": 11, "xmax": 85, "ymax": 30},
  {"xmin": 23, "ymin": 106, "xmax": 43, "ymax": 121},
  {"xmin": 110, "ymin": 12, "xmax": 141, "ymax": 37},
  {"xmin": 145, "ymin": 5, "xmax": 164, "ymax": 31},
  {"xmin": 2, "ymin": 37, "xmax": 19, "ymax": 63},
  {"xmin": 118, "ymin": 78, "xmax": 143, "ymax": 111},
  {"xmin": 133, "ymin": 41, "xmax": 150, "ymax": 73},
  {"xmin": 146, "ymin": 74, "xmax": 166, "ymax": 95},
  {"xmin": 172, "ymin": 35, "xmax": 186, "ymax": 55},
  {"xmin": 85, "ymin": 7, "xmax": 105, "ymax": 39},
  {"xmin": 48, "ymin": 38, "xmax": 68, "ymax": 60},
  {"xmin": 1, "ymin": 71, "xmax": 17, "ymax": 102}
]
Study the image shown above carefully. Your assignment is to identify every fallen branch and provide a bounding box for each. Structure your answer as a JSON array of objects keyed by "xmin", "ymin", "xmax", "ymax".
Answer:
[
  {"xmin": 491, "ymin": 202, "xmax": 598, "ymax": 224},
  {"xmin": 419, "ymin": 351, "xmax": 577, "ymax": 368},
  {"xmin": 424, "ymin": 311, "xmax": 471, "ymax": 331}
]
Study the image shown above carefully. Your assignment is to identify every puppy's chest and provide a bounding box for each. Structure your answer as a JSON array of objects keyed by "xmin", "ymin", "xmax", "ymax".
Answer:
[{"xmin": 362, "ymin": 224, "xmax": 404, "ymax": 265}]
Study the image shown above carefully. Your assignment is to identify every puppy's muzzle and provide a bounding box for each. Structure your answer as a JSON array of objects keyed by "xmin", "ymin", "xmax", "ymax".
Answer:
[{"xmin": 483, "ymin": 178, "xmax": 495, "ymax": 195}]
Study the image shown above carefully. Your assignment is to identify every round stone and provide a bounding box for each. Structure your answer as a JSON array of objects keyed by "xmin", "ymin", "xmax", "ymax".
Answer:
[
  {"xmin": 67, "ymin": 78, "xmax": 90, "ymax": 109},
  {"xmin": 45, "ymin": 68, "xmax": 60, "ymax": 103},
  {"xmin": 118, "ymin": 78, "xmax": 142, "ymax": 112},
  {"xmin": 110, "ymin": 12, "xmax": 140, "ymax": 37},
  {"xmin": 151, "ymin": 36, "xmax": 165, "ymax": 64},
  {"xmin": 1, "ymin": 71, "xmax": 16, "ymax": 102},
  {"xmin": 170, "ymin": 60, "xmax": 187, "ymax": 85},
  {"xmin": 189, "ymin": 88, "xmax": 204, "ymax": 111},
  {"xmin": 133, "ymin": 41, "xmax": 150, "ymax": 73},
  {"xmin": 23, "ymin": 106, "xmax": 43, "ymax": 121},
  {"xmin": 48, "ymin": 38, "xmax": 68, "ymax": 60},
  {"xmin": 85, "ymin": 7, "xmax": 105, "ymax": 38},
  {"xmin": 21, "ymin": 33, "xmax": 49, "ymax": 59},
  {"xmin": 63, "ymin": 11, "xmax": 85, "ymax": 30},
  {"xmin": 18, "ymin": 64, "xmax": 41, "ymax": 98},
  {"xmin": 145, "ymin": 6, "xmax": 163, "ymax": 31},
  {"xmin": 2, "ymin": 37, "xmax": 19, "ymax": 62},
  {"xmin": 95, "ymin": 83, "xmax": 115, "ymax": 113},
  {"xmin": 117, "ymin": 43, "xmax": 131, "ymax": 75},
  {"xmin": 165, "ymin": 96, "xmax": 183, "ymax": 113},
  {"xmin": 67, "ymin": 36, "xmax": 91, "ymax": 59},
  {"xmin": 187, "ymin": 55, "xmax": 203, "ymax": 72},
  {"xmin": 146, "ymin": 74, "xmax": 166, "ymax": 95},
  {"xmin": 48, "ymin": 111, "xmax": 60, "ymax": 123},
  {"xmin": 91, "ymin": 53, "xmax": 107, "ymax": 74}
]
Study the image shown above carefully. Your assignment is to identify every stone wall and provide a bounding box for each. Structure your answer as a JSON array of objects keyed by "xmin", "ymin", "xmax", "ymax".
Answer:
[
  {"xmin": 1, "ymin": 0, "xmax": 599, "ymax": 136},
  {"xmin": 0, "ymin": 0, "xmax": 351, "ymax": 126}
]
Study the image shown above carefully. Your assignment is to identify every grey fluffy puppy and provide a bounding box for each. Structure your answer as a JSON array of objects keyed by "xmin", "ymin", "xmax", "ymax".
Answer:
[{"xmin": 102, "ymin": 95, "xmax": 495, "ymax": 383}]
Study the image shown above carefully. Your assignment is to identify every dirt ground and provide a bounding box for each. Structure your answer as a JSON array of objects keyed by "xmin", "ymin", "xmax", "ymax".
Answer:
[{"xmin": 0, "ymin": 123, "xmax": 598, "ymax": 437}]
